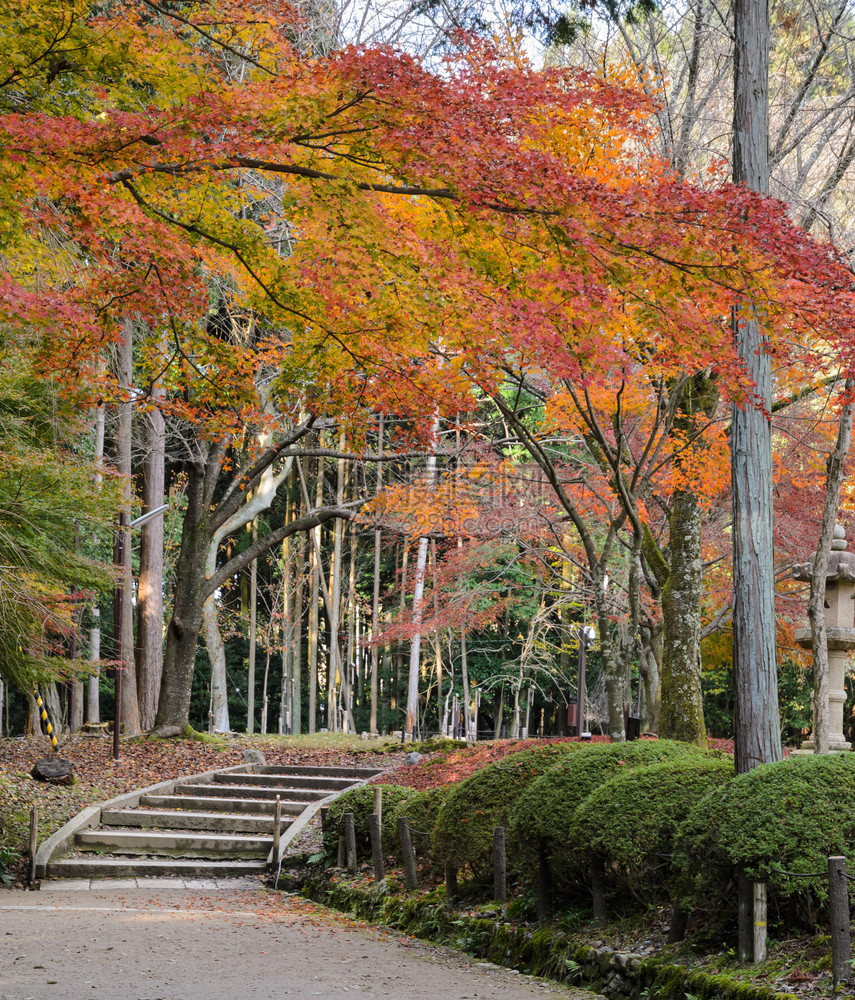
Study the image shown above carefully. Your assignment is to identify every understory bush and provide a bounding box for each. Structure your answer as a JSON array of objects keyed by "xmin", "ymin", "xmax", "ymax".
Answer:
[
  {"xmin": 324, "ymin": 784, "xmax": 416, "ymax": 857},
  {"xmin": 431, "ymin": 742, "xmax": 582, "ymax": 873},
  {"xmin": 677, "ymin": 752, "xmax": 855, "ymax": 914},
  {"xmin": 570, "ymin": 756, "xmax": 734, "ymax": 905}
]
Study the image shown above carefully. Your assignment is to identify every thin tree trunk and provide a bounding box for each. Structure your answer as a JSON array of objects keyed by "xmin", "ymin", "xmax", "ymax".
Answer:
[
  {"xmin": 135, "ymin": 363, "xmax": 166, "ymax": 731},
  {"xmin": 328, "ymin": 437, "xmax": 346, "ymax": 730},
  {"xmin": 204, "ymin": 594, "xmax": 230, "ymax": 732},
  {"xmin": 370, "ymin": 415, "xmax": 384, "ymax": 734},
  {"xmin": 307, "ymin": 463, "xmax": 321, "ymax": 733},
  {"xmin": 660, "ymin": 488, "xmax": 705, "ymax": 742},
  {"xmin": 247, "ymin": 521, "xmax": 258, "ymax": 734},
  {"xmin": 291, "ymin": 519, "xmax": 305, "ymax": 734},
  {"xmin": 808, "ymin": 382, "xmax": 854, "ymax": 754},
  {"xmin": 461, "ymin": 631, "xmax": 471, "ymax": 740},
  {"xmin": 115, "ymin": 323, "xmax": 141, "ymax": 735},
  {"xmin": 405, "ymin": 429, "xmax": 438, "ymax": 737},
  {"xmin": 731, "ymin": 0, "xmax": 781, "ymax": 774}
]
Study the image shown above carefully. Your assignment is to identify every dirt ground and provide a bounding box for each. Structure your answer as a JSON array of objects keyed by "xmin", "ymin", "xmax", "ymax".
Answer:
[{"xmin": 0, "ymin": 879, "xmax": 604, "ymax": 1000}]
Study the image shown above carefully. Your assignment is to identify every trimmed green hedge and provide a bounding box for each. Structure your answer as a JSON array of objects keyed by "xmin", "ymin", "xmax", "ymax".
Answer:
[
  {"xmin": 571, "ymin": 756, "xmax": 734, "ymax": 902},
  {"xmin": 324, "ymin": 784, "xmax": 416, "ymax": 858},
  {"xmin": 677, "ymin": 752, "xmax": 855, "ymax": 902},
  {"xmin": 508, "ymin": 739, "xmax": 715, "ymax": 886},
  {"xmin": 431, "ymin": 742, "xmax": 583, "ymax": 872}
]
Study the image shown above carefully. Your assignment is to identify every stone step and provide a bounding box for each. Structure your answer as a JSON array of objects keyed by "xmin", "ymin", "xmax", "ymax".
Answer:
[
  {"xmin": 259, "ymin": 764, "xmax": 382, "ymax": 779},
  {"xmin": 46, "ymin": 857, "xmax": 268, "ymax": 879},
  {"xmin": 214, "ymin": 772, "xmax": 357, "ymax": 791},
  {"xmin": 139, "ymin": 794, "xmax": 306, "ymax": 815},
  {"xmin": 76, "ymin": 829, "xmax": 271, "ymax": 857},
  {"xmin": 101, "ymin": 808, "xmax": 286, "ymax": 834},
  {"xmin": 175, "ymin": 782, "xmax": 328, "ymax": 802}
]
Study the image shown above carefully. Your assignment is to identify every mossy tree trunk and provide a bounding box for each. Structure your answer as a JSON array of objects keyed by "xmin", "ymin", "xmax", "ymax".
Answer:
[{"xmin": 660, "ymin": 487, "xmax": 705, "ymax": 742}]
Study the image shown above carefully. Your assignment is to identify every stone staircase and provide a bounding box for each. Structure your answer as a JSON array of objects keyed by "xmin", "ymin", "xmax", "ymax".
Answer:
[{"xmin": 36, "ymin": 762, "xmax": 382, "ymax": 881}]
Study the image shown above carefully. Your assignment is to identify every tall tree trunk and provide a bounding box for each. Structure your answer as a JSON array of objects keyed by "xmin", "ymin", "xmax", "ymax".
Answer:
[
  {"xmin": 308, "ymin": 455, "xmax": 323, "ymax": 733},
  {"xmin": 204, "ymin": 593, "xmax": 230, "ymax": 732},
  {"xmin": 155, "ymin": 460, "xmax": 211, "ymax": 732},
  {"xmin": 808, "ymin": 382, "xmax": 854, "ymax": 754},
  {"xmin": 370, "ymin": 415, "xmax": 384, "ymax": 734},
  {"xmin": 328, "ymin": 437, "xmax": 346, "ymax": 730},
  {"xmin": 405, "ymin": 431, "xmax": 438, "ymax": 738},
  {"xmin": 731, "ymin": 0, "xmax": 782, "ymax": 773},
  {"xmin": 660, "ymin": 488, "xmax": 705, "ymax": 742},
  {"xmin": 247, "ymin": 523, "xmax": 258, "ymax": 734},
  {"xmin": 291, "ymin": 519, "xmax": 305, "ymax": 734},
  {"xmin": 115, "ymin": 324, "xmax": 141, "ymax": 735},
  {"xmin": 87, "ymin": 387, "xmax": 107, "ymax": 726},
  {"xmin": 135, "ymin": 368, "xmax": 165, "ymax": 731}
]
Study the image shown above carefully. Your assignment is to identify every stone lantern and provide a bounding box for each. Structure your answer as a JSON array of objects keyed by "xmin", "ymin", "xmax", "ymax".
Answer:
[{"xmin": 792, "ymin": 524, "xmax": 855, "ymax": 752}]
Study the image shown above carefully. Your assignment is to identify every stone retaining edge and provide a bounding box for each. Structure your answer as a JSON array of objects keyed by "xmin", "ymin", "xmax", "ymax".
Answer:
[
  {"xmin": 34, "ymin": 762, "xmax": 253, "ymax": 879},
  {"xmin": 300, "ymin": 874, "xmax": 801, "ymax": 1000}
]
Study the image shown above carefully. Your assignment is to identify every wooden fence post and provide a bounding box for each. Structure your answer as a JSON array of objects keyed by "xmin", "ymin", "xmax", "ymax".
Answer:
[
  {"xmin": 28, "ymin": 804, "xmax": 38, "ymax": 883},
  {"xmin": 753, "ymin": 883, "xmax": 767, "ymax": 963},
  {"xmin": 493, "ymin": 826, "xmax": 506, "ymax": 903},
  {"xmin": 737, "ymin": 871, "xmax": 753, "ymax": 961},
  {"xmin": 343, "ymin": 811, "xmax": 357, "ymax": 874},
  {"xmin": 829, "ymin": 856, "xmax": 852, "ymax": 989},
  {"xmin": 373, "ymin": 785, "xmax": 383, "ymax": 826},
  {"xmin": 398, "ymin": 816, "xmax": 418, "ymax": 891},
  {"xmin": 368, "ymin": 814, "xmax": 384, "ymax": 881},
  {"xmin": 272, "ymin": 795, "xmax": 282, "ymax": 861}
]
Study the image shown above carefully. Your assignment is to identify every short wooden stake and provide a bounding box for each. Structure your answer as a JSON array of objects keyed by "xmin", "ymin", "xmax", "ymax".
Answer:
[
  {"xmin": 28, "ymin": 804, "xmax": 38, "ymax": 884},
  {"xmin": 272, "ymin": 795, "xmax": 282, "ymax": 860},
  {"xmin": 737, "ymin": 871, "xmax": 753, "ymax": 961},
  {"xmin": 753, "ymin": 882, "xmax": 767, "ymax": 963},
  {"xmin": 445, "ymin": 863, "xmax": 457, "ymax": 904},
  {"xmin": 493, "ymin": 826, "xmax": 506, "ymax": 903},
  {"xmin": 373, "ymin": 785, "xmax": 383, "ymax": 825},
  {"xmin": 829, "ymin": 856, "xmax": 852, "ymax": 988},
  {"xmin": 343, "ymin": 811, "xmax": 357, "ymax": 874},
  {"xmin": 398, "ymin": 816, "xmax": 418, "ymax": 891},
  {"xmin": 337, "ymin": 833, "xmax": 346, "ymax": 868},
  {"xmin": 368, "ymin": 814, "xmax": 384, "ymax": 881}
]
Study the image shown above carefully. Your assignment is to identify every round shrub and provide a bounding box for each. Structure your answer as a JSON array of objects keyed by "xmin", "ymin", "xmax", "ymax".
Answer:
[
  {"xmin": 324, "ymin": 784, "xmax": 417, "ymax": 858},
  {"xmin": 431, "ymin": 742, "xmax": 583, "ymax": 872},
  {"xmin": 677, "ymin": 752, "xmax": 855, "ymax": 904},
  {"xmin": 570, "ymin": 756, "xmax": 734, "ymax": 904},
  {"xmin": 508, "ymin": 738, "xmax": 713, "ymax": 855}
]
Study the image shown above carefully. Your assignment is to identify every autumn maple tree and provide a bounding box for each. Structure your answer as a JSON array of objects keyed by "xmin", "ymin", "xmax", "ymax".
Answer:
[{"xmin": 3, "ymin": 0, "xmax": 855, "ymax": 739}]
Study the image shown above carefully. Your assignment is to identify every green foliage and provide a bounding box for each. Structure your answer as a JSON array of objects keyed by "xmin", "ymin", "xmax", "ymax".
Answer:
[
  {"xmin": 390, "ymin": 784, "xmax": 451, "ymax": 859},
  {"xmin": 324, "ymin": 784, "xmax": 417, "ymax": 857},
  {"xmin": 0, "ymin": 334, "xmax": 116, "ymax": 690},
  {"xmin": 431, "ymin": 742, "xmax": 582, "ymax": 871},
  {"xmin": 571, "ymin": 757, "xmax": 734, "ymax": 902},
  {"xmin": 677, "ymin": 752, "xmax": 855, "ymax": 904},
  {"xmin": 508, "ymin": 739, "xmax": 714, "ymax": 867}
]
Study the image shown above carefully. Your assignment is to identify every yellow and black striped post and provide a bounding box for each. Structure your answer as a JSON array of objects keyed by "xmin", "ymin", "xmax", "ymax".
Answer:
[{"xmin": 32, "ymin": 686, "xmax": 58, "ymax": 751}]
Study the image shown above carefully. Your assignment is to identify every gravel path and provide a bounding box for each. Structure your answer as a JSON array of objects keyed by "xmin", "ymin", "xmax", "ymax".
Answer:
[{"xmin": 0, "ymin": 880, "xmax": 603, "ymax": 1000}]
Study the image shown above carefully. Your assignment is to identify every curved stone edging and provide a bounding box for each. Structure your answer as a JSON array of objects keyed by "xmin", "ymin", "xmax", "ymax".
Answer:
[{"xmin": 299, "ymin": 874, "xmax": 800, "ymax": 1000}]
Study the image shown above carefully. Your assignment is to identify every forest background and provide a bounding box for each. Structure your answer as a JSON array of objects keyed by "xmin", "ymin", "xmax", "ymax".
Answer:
[{"xmin": 3, "ymin": 0, "xmax": 855, "ymax": 759}]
